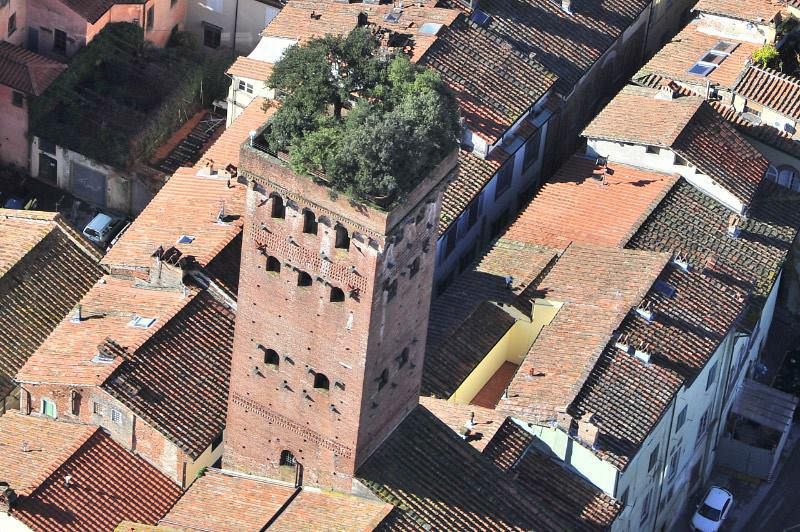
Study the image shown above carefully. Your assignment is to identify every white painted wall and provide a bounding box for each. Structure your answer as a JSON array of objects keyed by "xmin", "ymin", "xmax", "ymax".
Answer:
[
  {"xmin": 184, "ymin": 0, "xmax": 279, "ymax": 54},
  {"xmin": 0, "ymin": 513, "xmax": 31, "ymax": 531},
  {"xmin": 694, "ymin": 13, "xmax": 773, "ymax": 44}
]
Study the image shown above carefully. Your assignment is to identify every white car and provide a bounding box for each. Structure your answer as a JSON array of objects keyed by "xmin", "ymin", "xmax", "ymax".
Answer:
[
  {"xmin": 691, "ymin": 486, "xmax": 734, "ymax": 532},
  {"xmin": 82, "ymin": 213, "xmax": 129, "ymax": 249}
]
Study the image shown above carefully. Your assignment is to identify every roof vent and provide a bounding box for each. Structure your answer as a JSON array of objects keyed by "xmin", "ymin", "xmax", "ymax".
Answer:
[
  {"xmin": 70, "ymin": 304, "xmax": 82, "ymax": 323},
  {"xmin": 671, "ymin": 253, "xmax": 690, "ymax": 272},
  {"xmin": 656, "ymin": 82, "xmax": 677, "ymax": 100},
  {"xmin": 63, "ymin": 475, "xmax": 72, "ymax": 488},
  {"xmin": 634, "ymin": 343, "xmax": 651, "ymax": 364},
  {"xmin": 615, "ymin": 333, "xmax": 632, "ymax": 354},
  {"xmin": 504, "ymin": 275, "xmax": 514, "ymax": 289},
  {"xmin": 561, "ymin": 0, "xmax": 572, "ymax": 14},
  {"xmin": 635, "ymin": 301, "xmax": 654, "ymax": 322}
]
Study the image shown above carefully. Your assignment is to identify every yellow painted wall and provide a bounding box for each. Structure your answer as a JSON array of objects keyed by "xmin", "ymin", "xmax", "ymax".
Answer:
[
  {"xmin": 449, "ymin": 300, "xmax": 563, "ymax": 404},
  {"xmin": 184, "ymin": 431, "xmax": 225, "ymax": 487}
]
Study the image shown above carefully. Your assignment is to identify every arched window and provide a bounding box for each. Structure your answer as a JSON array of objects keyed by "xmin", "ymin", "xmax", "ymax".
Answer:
[
  {"xmin": 263, "ymin": 348, "xmax": 279, "ymax": 368},
  {"xmin": 376, "ymin": 368, "xmax": 389, "ymax": 391},
  {"xmin": 334, "ymin": 224, "xmax": 350, "ymax": 250},
  {"xmin": 270, "ymin": 194, "xmax": 285, "ymax": 218},
  {"xmin": 302, "ymin": 209, "xmax": 318, "ymax": 234},
  {"xmin": 330, "ymin": 286, "xmax": 345, "ymax": 302},
  {"xmin": 266, "ymin": 256, "xmax": 281, "ymax": 273},
  {"xmin": 314, "ymin": 373, "xmax": 330, "ymax": 390},
  {"xmin": 280, "ymin": 450, "xmax": 296, "ymax": 466},
  {"xmin": 297, "ymin": 271, "xmax": 312, "ymax": 287},
  {"xmin": 396, "ymin": 348, "xmax": 409, "ymax": 368}
]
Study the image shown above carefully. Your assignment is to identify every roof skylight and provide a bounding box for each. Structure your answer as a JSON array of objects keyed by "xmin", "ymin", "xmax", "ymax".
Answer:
[
  {"xmin": 129, "ymin": 315, "xmax": 157, "ymax": 329},
  {"xmin": 688, "ymin": 41, "xmax": 739, "ymax": 77}
]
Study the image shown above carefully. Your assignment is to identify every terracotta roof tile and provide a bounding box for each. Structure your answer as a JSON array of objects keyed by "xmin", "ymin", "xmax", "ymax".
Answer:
[
  {"xmin": 102, "ymin": 290, "xmax": 235, "ymax": 459},
  {"xmin": 0, "ymin": 413, "xmax": 96, "ymax": 496},
  {"xmin": 160, "ymin": 470, "xmax": 294, "ymax": 531},
  {"xmin": 439, "ymin": 148, "xmax": 506, "ymax": 234},
  {"xmin": 59, "ymin": 0, "xmax": 132, "ymax": 22},
  {"xmin": 16, "ymin": 276, "xmax": 190, "ymax": 386},
  {"xmin": 504, "ymin": 246, "xmax": 670, "ymax": 422},
  {"xmin": 359, "ymin": 405, "xmax": 602, "ymax": 531},
  {"xmin": 103, "ymin": 100, "xmax": 272, "ymax": 274},
  {"xmin": 419, "ymin": 14, "xmax": 557, "ymax": 142},
  {"xmin": 426, "ymin": 239, "xmax": 556, "ymax": 354},
  {"xmin": 423, "ymin": 301, "xmax": 517, "ymax": 398},
  {"xmin": 419, "ymin": 396, "xmax": 508, "ymax": 451},
  {"xmin": 503, "ymin": 156, "xmax": 679, "ymax": 249},
  {"xmin": 0, "ymin": 211, "xmax": 103, "ymax": 398},
  {"xmin": 483, "ymin": 419, "xmax": 622, "ymax": 528},
  {"xmin": 636, "ymin": 23, "xmax": 756, "ymax": 89},
  {"xmin": 14, "ymin": 428, "xmax": 182, "ymax": 531},
  {"xmin": 734, "ymin": 65, "xmax": 800, "ymax": 122},
  {"xmin": 226, "ymin": 57, "xmax": 273, "ymax": 81},
  {"xmin": 270, "ymin": 488, "xmax": 393, "ymax": 531},
  {"xmin": 0, "ymin": 42, "xmax": 65, "ymax": 96},
  {"xmin": 694, "ymin": 0, "xmax": 786, "ymax": 23},
  {"xmin": 439, "ymin": 0, "xmax": 653, "ymax": 89},
  {"xmin": 584, "ymin": 87, "xmax": 768, "ymax": 206}
]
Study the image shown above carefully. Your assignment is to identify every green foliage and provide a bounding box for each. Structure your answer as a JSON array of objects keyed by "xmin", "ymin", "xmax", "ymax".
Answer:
[
  {"xmin": 753, "ymin": 43, "xmax": 780, "ymax": 68},
  {"xmin": 264, "ymin": 28, "xmax": 460, "ymax": 206},
  {"xmin": 29, "ymin": 23, "xmax": 232, "ymax": 169}
]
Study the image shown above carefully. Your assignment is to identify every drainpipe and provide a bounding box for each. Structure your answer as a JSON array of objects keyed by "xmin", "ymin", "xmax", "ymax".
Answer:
[{"xmin": 231, "ymin": 0, "xmax": 239, "ymax": 55}]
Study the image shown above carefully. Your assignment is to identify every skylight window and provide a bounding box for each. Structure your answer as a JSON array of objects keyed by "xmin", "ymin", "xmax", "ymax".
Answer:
[
  {"xmin": 418, "ymin": 22, "xmax": 444, "ymax": 36},
  {"xmin": 470, "ymin": 9, "xmax": 491, "ymax": 27},
  {"xmin": 654, "ymin": 280, "xmax": 677, "ymax": 298},
  {"xmin": 384, "ymin": 12, "xmax": 401, "ymax": 24},
  {"xmin": 177, "ymin": 235, "xmax": 195, "ymax": 244},
  {"xmin": 688, "ymin": 41, "xmax": 738, "ymax": 77},
  {"xmin": 91, "ymin": 351, "xmax": 115, "ymax": 364},
  {"xmin": 129, "ymin": 315, "xmax": 157, "ymax": 328}
]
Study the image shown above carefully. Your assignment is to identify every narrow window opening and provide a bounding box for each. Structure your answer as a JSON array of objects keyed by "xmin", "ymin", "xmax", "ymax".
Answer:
[
  {"xmin": 396, "ymin": 348, "xmax": 409, "ymax": 368},
  {"xmin": 335, "ymin": 224, "xmax": 350, "ymax": 250},
  {"xmin": 271, "ymin": 194, "xmax": 285, "ymax": 218},
  {"xmin": 409, "ymin": 257, "xmax": 420, "ymax": 278},
  {"xmin": 314, "ymin": 373, "xmax": 330, "ymax": 390},
  {"xmin": 263, "ymin": 347, "xmax": 279, "ymax": 368},
  {"xmin": 280, "ymin": 450, "xmax": 296, "ymax": 466},
  {"xmin": 266, "ymin": 256, "xmax": 281, "ymax": 272},
  {"xmin": 385, "ymin": 279, "xmax": 398, "ymax": 302},
  {"xmin": 302, "ymin": 210, "xmax": 318, "ymax": 234},
  {"xmin": 377, "ymin": 369, "xmax": 389, "ymax": 391},
  {"xmin": 330, "ymin": 286, "xmax": 345, "ymax": 302},
  {"xmin": 297, "ymin": 271, "xmax": 312, "ymax": 287}
]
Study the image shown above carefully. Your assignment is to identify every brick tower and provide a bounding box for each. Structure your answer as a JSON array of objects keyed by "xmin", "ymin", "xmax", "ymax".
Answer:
[{"xmin": 223, "ymin": 136, "xmax": 458, "ymax": 491}]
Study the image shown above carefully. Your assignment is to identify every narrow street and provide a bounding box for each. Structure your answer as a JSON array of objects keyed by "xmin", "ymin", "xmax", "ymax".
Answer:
[{"xmin": 744, "ymin": 438, "xmax": 800, "ymax": 531}]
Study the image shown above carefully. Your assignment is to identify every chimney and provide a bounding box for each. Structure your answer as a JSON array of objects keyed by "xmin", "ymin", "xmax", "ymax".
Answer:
[
  {"xmin": 64, "ymin": 475, "xmax": 72, "ymax": 488},
  {"xmin": 21, "ymin": 441, "xmax": 29, "ymax": 453},
  {"xmin": 556, "ymin": 411, "xmax": 572, "ymax": 432},
  {"xmin": 635, "ymin": 301, "xmax": 654, "ymax": 322},
  {"xmin": 634, "ymin": 342, "xmax": 651, "ymax": 364},
  {"xmin": 561, "ymin": 0, "xmax": 572, "ymax": 14},
  {"xmin": 655, "ymin": 80, "xmax": 677, "ymax": 100},
  {"xmin": 577, "ymin": 413, "xmax": 598, "ymax": 448},
  {"xmin": 727, "ymin": 214, "xmax": 741, "ymax": 237},
  {"xmin": 465, "ymin": 412, "xmax": 476, "ymax": 430},
  {"xmin": 70, "ymin": 304, "xmax": 82, "ymax": 323}
]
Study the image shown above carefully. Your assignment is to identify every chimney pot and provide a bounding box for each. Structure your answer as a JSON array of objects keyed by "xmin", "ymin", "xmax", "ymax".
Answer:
[{"xmin": 561, "ymin": 0, "xmax": 572, "ymax": 14}]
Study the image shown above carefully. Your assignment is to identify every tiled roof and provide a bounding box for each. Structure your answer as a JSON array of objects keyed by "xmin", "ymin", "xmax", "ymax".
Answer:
[
  {"xmin": 584, "ymin": 87, "xmax": 769, "ymax": 206},
  {"xmin": 16, "ymin": 276, "xmax": 190, "ymax": 386},
  {"xmin": 439, "ymin": 0, "xmax": 652, "ymax": 89},
  {"xmin": 483, "ymin": 419, "xmax": 622, "ymax": 528},
  {"xmin": 103, "ymin": 99, "xmax": 271, "ymax": 274},
  {"xmin": 503, "ymin": 156, "xmax": 679, "ymax": 250},
  {"xmin": 636, "ymin": 23, "xmax": 756, "ymax": 89},
  {"xmin": 423, "ymin": 300, "xmax": 517, "ymax": 398},
  {"xmin": 359, "ymin": 405, "xmax": 604, "ymax": 531},
  {"xmin": 628, "ymin": 178, "xmax": 800, "ymax": 303},
  {"xmin": 693, "ymin": 0, "xmax": 786, "ymax": 23},
  {"xmin": 160, "ymin": 470, "xmax": 295, "ymax": 531},
  {"xmin": 226, "ymin": 57, "xmax": 273, "ymax": 80},
  {"xmin": 734, "ymin": 65, "xmax": 800, "ymax": 122},
  {"xmin": 204, "ymin": 232, "xmax": 242, "ymax": 296},
  {"xmin": 263, "ymin": 0, "xmax": 460, "ymax": 63},
  {"xmin": 270, "ymin": 488, "xmax": 393, "ymax": 531},
  {"xmin": 504, "ymin": 245, "xmax": 670, "ymax": 422},
  {"xmin": 102, "ymin": 290, "xmax": 236, "ymax": 459},
  {"xmin": 439, "ymin": 148, "xmax": 506, "ymax": 234},
  {"xmin": 0, "ymin": 413, "xmax": 96, "ymax": 496},
  {"xmin": 419, "ymin": 396, "xmax": 508, "ymax": 451},
  {"xmin": 569, "ymin": 264, "xmax": 747, "ymax": 468},
  {"xmin": 0, "ymin": 42, "xmax": 65, "ymax": 95},
  {"xmin": 419, "ymin": 14, "xmax": 556, "ymax": 142},
  {"xmin": 59, "ymin": 0, "xmax": 129, "ymax": 22},
  {"xmin": 0, "ymin": 210, "xmax": 103, "ymax": 398},
  {"xmin": 14, "ymin": 428, "xmax": 182, "ymax": 531},
  {"xmin": 160, "ymin": 469, "xmax": 392, "ymax": 531},
  {"xmin": 426, "ymin": 238, "xmax": 556, "ymax": 353}
]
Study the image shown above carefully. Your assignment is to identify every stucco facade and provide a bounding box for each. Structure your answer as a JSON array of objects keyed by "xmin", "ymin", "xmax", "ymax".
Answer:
[
  {"xmin": 0, "ymin": 84, "xmax": 30, "ymax": 169},
  {"xmin": 184, "ymin": 0, "xmax": 279, "ymax": 54}
]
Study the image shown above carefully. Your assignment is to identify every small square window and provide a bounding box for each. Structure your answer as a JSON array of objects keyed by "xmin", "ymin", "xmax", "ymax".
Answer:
[
  {"xmin": 53, "ymin": 29, "xmax": 67, "ymax": 55},
  {"xmin": 8, "ymin": 12, "xmax": 16, "ymax": 35},
  {"xmin": 93, "ymin": 401, "xmax": 103, "ymax": 415},
  {"xmin": 674, "ymin": 155, "xmax": 688, "ymax": 166},
  {"xmin": 11, "ymin": 91, "xmax": 24, "ymax": 108},
  {"xmin": 110, "ymin": 408, "xmax": 123, "ymax": 424},
  {"xmin": 688, "ymin": 63, "xmax": 715, "ymax": 77},
  {"xmin": 42, "ymin": 398, "xmax": 56, "ymax": 418},
  {"xmin": 203, "ymin": 24, "xmax": 221, "ymax": 48},
  {"xmin": 177, "ymin": 235, "xmax": 195, "ymax": 244}
]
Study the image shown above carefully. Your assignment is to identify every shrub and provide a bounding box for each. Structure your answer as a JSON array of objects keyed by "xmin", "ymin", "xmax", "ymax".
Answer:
[{"xmin": 753, "ymin": 43, "xmax": 780, "ymax": 68}]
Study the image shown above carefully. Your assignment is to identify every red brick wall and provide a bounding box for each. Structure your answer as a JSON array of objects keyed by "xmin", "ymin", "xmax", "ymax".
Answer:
[{"xmin": 223, "ymin": 147, "xmax": 456, "ymax": 491}]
